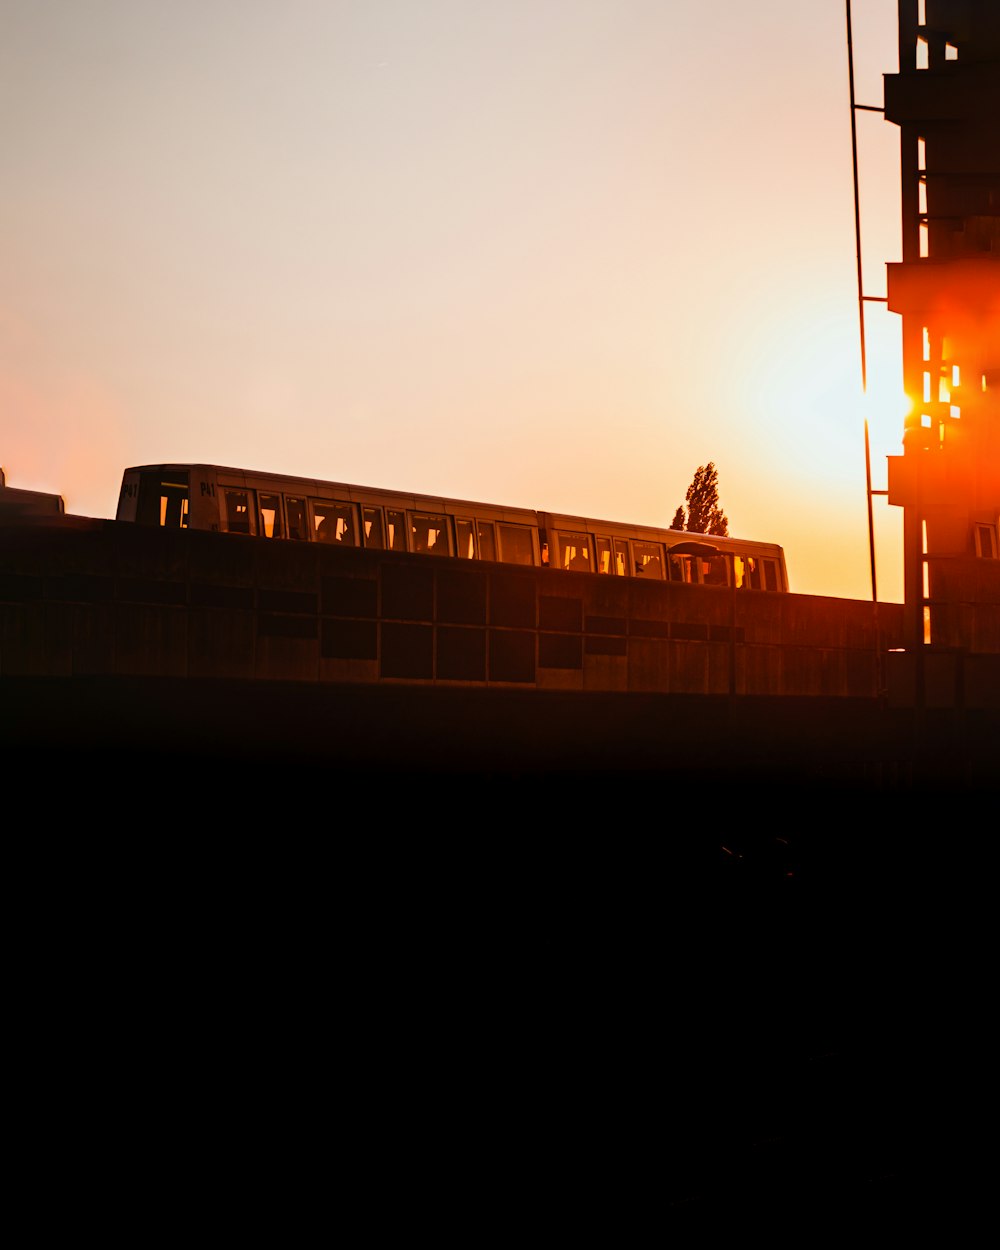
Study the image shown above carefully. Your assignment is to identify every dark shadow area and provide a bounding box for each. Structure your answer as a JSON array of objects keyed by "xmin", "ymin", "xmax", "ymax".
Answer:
[{"xmin": 6, "ymin": 676, "xmax": 987, "ymax": 1222}]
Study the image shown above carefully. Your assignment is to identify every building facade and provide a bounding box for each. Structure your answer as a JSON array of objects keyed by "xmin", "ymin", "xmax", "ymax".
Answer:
[{"xmin": 883, "ymin": 0, "xmax": 1000, "ymax": 704}]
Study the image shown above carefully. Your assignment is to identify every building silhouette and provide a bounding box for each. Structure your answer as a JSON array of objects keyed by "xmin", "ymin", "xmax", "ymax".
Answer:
[{"xmin": 883, "ymin": 0, "xmax": 1000, "ymax": 705}]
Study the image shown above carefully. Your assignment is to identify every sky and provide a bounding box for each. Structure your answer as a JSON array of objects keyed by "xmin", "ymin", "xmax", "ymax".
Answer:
[{"xmin": 1, "ymin": 0, "xmax": 910, "ymax": 600}]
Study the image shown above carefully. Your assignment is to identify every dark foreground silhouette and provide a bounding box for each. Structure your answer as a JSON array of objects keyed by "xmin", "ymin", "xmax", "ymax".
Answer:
[{"xmin": 10, "ymin": 675, "xmax": 985, "ymax": 1225}]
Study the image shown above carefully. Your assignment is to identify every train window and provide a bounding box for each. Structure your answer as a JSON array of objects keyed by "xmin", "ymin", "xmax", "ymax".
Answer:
[
  {"xmin": 412, "ymin": 513, "xmax": 451, "ymax": 555},
  {"xmin": 313, "ymin": 501, "xmax": 357, "ymax": 545},
  {"xmin": 596, "ymin": 536, "xmax": 613, "ymax": 574},
  {"xmin": 763, "ymin": 558, "xmax": 783, "ymax": 590},
  {"xmin": 735, "ymin": 555, "xmax": 762, "ymax": 589},
  {"xmin": 159, "ymin": 491, "xmax": 188, "ymax": 528},
  {"xmin": 498, "ymin": 523, "xmax": 534, "ymax": 566},
  {"xmin": 259, "ymin": 494, "xmax": 283, "ymax": 539},
  {"xmin": 558, "ymin": 531, "xmax": 592, "ymax": 572},
  {"xmin": 387, "ymin": 510, "xmax": 407, "ymax": 551},
  {"xmin": 633, "ymin": 541, "xmax": 664, "ymax": 579},
  {"xmin": 477, "ymin": 522, "xmax": 497, "ymax": 562},
  {"xmin": 456, "ymin": 518, "xmax": 476, "ymax": 559},
  {"xmin": 668, "ymin": 553, "xmax": 696, "ymax": 583},
  {"xmin": 975, "ymin": 524, "xmax": 998, "ymax": 559},
  {"xmin": 135, "ymin": 471, "xmax": 190, "ymax": 528},
  {"xmin": 702, "ymin": 555, "xmax": 729, "ymax": 587},
  {"xmin": 614, "ymin": 539, "xmax": 630, "ymax": 576},
  {"xmin": 287, "ymin": 497, "xmax": 308, "ymax": 541},
  {"xmin": 224, "ymin": 489, "xmax": 253, "ymax": 535},
  {"xmin": 363, "ymin": 506, "xmax": 385, "ymax": 549}
]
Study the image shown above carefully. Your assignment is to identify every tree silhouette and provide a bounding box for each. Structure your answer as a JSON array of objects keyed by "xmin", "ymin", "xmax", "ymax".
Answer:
[{"xmin": 674, "ymin": 463, "xmax": 729, "ymax": 536}]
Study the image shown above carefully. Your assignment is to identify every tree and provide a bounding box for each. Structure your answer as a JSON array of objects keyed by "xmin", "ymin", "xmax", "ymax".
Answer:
[{"xmin": 673, "ymin": 463, "xmax": 729, "ymax": 537}]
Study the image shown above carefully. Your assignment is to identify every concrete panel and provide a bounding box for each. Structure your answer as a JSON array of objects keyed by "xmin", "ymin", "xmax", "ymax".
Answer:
[
  {"xmin": 382, "ymin": 622, "xmax": 433, "ymax": 679},
  {"xmin": 42, "ymin": 602, "xmax": 74, "ymax": 676},
  {"xmin": 538, "ymin": 594, "xmax": 582, "ymax": 633},
  {"xmin": 43, "ymin": 572, "xmax": 114, "ymax": 606},
  {"xmin": 623, "ymin": 581, "xmax": 670, "ymax": 622},
  {"xmin": 188, "ymin": 608, "xmax": 255, "ymax": 680},
  {"xmin": 965, "ymin": 654, "xmax": 1000, "ymax": 708},
  {"xmin": 0, "ymin": 520, "xmax": 109, "ymax": 580},
  {"xmin": 670, "ymin": 641, "xmax": 713, "ymax": 694},
  {"xmin": 69, "ymin": 602, "xmax": 116, "ymax": 676},
  {"xmin": 0, "ymin": 602, "xmax": 45, "ymax": 674},
  {"xmin": 583, "ymin": 652, "xmax": 628, "ymax": 692},
  {"xmin": 665, "ymin": 583, "xmax": 731, "ymax": 631},
  {"xmin": 322, "ymin": 576, "xmax": 378, "ymax": 619},
  {"xmin": 536, "ymin": 666, "xmax": 584, "ymax": 692},
  {"xmin": 255, "ymin": 634, "xmax": 320, "ymax": 682},
  {"xmin": 321, "ymin": 618, "xmax": 377, "ymax": 662},
  {"xmin": 845, "ymin": 648, "xmax": 879, "ymax": 698},
  {"xmin": 189, "ymin": 528, "xmax": 256, "ymax": 586},
  {"xmin": 627, "ymin": 638, "xmax": 671, "ymax": 692},
  {"xmin": 489, "ymin": 574, "xmax": 536, "ymax": 629},
  {"xmin": 488, "ymin": 629, "xmax": 535, "ymax": 683},
  {"xmin": 538, "ymin": 632, "xmax": 582, "ymax": 671},
  {"xmin": 114, "ymin": 604, "xmax": 188, "ymax": 677},
  {"xmin": 586, "ymin": 578, "xmax": 630, "ymax": 617},
  {"xmin": 781, "ymin": 647, "xmax": 843, "ymax": 696},
  {"xmin": 437, "ymin": 625, "xmax": 487, "ymax": 682},
  {"xmin": 972, "ymin": 604, "xmax": 1000, "ymax": 652},
  {"xmin": 314, "ymin": 546, "xmax": 374, "ymax": 580},
  {"xmin": 705, "ymin": 641, "xmax": 732, "ymax": 694},
  {"xmin": 383, "ymin": 565, "xmax": 434, "ymax": 622},
  {"xmin": 735, "ymin": 594, "xmax": 783, "ymax": 645},
  {"xmin": 779, "ymin": 597, "xmax": 832, "ymax": 648},
  {"xmin": 438, "ymin": 569, "xmax": 488, "ymax": 626},
  {"xmin": 319, "ymin": 657, "xmax": 379, "ymax": 684},
  {"xmin": 886, "ymin": 651, "xmax": 917, "ymax": 708},
  {"xmin": 741, "ymin": 645, "xmax": 783, "ymax": 697},
  {"xmin": 114, "ymin": 522, "xmax": 190, "ymax": 586},
  {"xmin": 255, "ymin": 539, "xmax": 319, "ymax": 591},
  {"xmin": 924, "ymin": 651, "xmax": 960, "ymax": 708}
]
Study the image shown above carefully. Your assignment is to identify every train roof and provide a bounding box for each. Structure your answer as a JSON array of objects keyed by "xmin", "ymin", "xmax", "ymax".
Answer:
[{"xmin": 124, "ymin": 463, "xmax": 538, "ymax": 521}]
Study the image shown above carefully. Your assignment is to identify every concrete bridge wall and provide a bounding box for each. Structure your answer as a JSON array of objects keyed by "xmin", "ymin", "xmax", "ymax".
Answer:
[{"xmin": 0, "ymin": 517, "xmax": 901, "ymax": 698}]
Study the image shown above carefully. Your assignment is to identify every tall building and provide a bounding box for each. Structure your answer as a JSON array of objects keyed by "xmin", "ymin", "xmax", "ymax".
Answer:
[{"xmin": 883, "ymin": 0, "xmax": 1000, "ymax": 704}]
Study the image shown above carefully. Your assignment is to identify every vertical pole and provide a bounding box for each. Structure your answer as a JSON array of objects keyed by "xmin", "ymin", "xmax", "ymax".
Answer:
[
  {"xmin": 849, "ymin": 1, "xmax": 884, "ymax": 700},
  {"xmin": 846, "ymin": 0, "xmax": 867, "ymax": 392}
]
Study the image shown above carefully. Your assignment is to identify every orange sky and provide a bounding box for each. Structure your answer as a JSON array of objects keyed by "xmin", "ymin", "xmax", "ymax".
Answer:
[{"xmin": 1, "ymin": 1, "xmax": 910, "ymax": 600}]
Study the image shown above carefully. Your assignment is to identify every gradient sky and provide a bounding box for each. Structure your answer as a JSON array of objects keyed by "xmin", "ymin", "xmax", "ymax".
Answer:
[{"xmin": 2, "ymin": 0, "xmax": 910, "ymax": 599}]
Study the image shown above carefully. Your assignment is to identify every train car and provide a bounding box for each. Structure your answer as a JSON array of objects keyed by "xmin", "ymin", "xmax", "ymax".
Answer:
[
  {"xmin": 116, "ymin": 463, "xmax": 787, "ymax": 591},
  {"xmin": 0, "ymin": 468, "xmax": 65, "ymax": 519}
]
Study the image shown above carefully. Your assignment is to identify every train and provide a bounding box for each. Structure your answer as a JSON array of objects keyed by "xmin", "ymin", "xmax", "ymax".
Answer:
[
  {"xmin": 116, "ymin": 463, "xmax": 788, "ymax": 592},
  {"xmin": 0, "ymin": 468, "xmax": 65, "ymax": 518}
]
